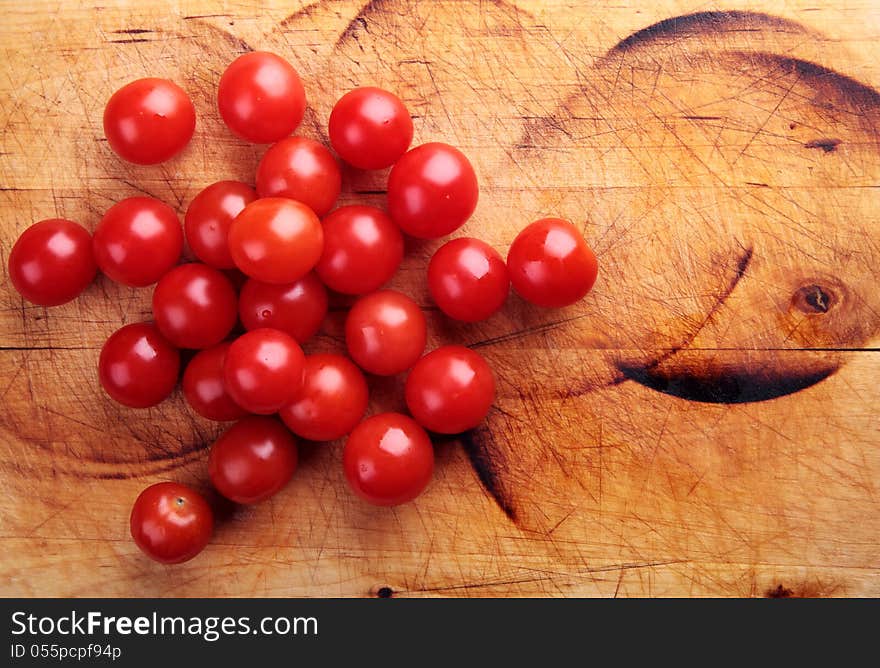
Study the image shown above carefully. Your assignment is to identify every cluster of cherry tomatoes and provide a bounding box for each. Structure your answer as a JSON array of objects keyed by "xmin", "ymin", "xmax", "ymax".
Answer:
[{"xmin": 7, "ymin": 51, "xmax": 598, "ymax": 565}]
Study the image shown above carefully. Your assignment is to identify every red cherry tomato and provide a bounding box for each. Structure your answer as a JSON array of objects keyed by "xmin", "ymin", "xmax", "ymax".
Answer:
[
  {"xmin": 223, "ymin": 328, "xmax": 305, "ymax": 415},
  {"xmin": 130, "ymin": 482, "xmax": 213, "ymax": 564},
  {"xmin": 345, "ymin": 290, "xmax": 426, "ymax": 376},
  {"xmin": 387, "ymin": 142, "xmax": 478, "ymax": 239},
  {"xmin": 208, "ymin": 416, "xmax": 298, "ymax": 504},
  {"xmin": 217, "ymin": 51, "xmax": 306, "ymax": 144},
  {"xmin": 182, "ymin": 343, "xmax": 248, "ymax": 422},
  {"xmin": 343, "ymin": 413, "xmax": 434, "ymax": 506},
  {"xmin": 328, "ymin": 87, "xmax": 413, "ymax": 169},
  {"xmin": 507, "ymin": 218, "xmax": 598, "ymax": 308},
  {"xmin": 93, "ymin": 197, "xmax": 183, "ymax": 287},
  {"xmin": 8, "ymin": 219, "xmax": 97, "ymax": 306},
  {"xmin": 99, "ymin": 323, "xmax": 180, "ymax": 408},
  {"xmin": 104, "ymin": 78, "xmax": 195, "ymax": 165},
  {"xmin": 427, "ymin": 237, "xmax": 509, "ymax": 322},
  {"xmin": 405, "ymin": 345, "xmax": 495, "ymax": 434},
  {"xmin": 238, "ymin": 274, "xmax": 327, "ymax": 344},
  {"xmin": 279, "ymin": 354, "xmax": 369, "ymax": 441},
  {"xmin": 228, "ymin": 198, "xmax": 323, "ymax": 284},
  {"xmin": 316, "ymin": 205, "xmax": 404, "ymax": 295},
  {"xmin": 184, "ymin": 181, "xmax": 257, "ymax": 269},
  {"xmin": 152, "ymin": 264, "xmax": 238, "ymax": 349},
  {"xmin": 255, "ymin": 137, "xmax": 341, "ymax": 217}
]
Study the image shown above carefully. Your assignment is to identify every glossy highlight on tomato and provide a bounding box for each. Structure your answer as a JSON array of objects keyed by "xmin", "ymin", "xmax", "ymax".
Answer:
[
  {"xmin": 8, "ymin": 219, "xmax": 97, "ymax": 306},
  {"xmin": 238, "ymin": 273, "xmax": 327, "ymax": 344},
  {"xmin": 280, "ymin": 354, "xmax": 369, "ymax": 441},
  {"xmin": 152, "ymin": 263, "xmax": 238, "ymax": 349},
  {"xmin": 343, "ymin": 413, "xmax": 434, "ymax": 506},
  {"xmin": 130, "ymin": 482, "xmax": 213, "ymax": 564},
  {"xmin": 98, "ymin": 322, "xmax": 180, "ymax": 409},
  {"xmin": 217, "ymin": 51, "xmax": 306, "ymax": 144},
  {"xmin": 328, "ymin": 87, "xmax": 413, "ymax": 169},
  {"xmin": 405, "ymin": 345, "xmax": 495, "ymax": 434},
  {"xmin": 104, "ymin": 78, "xmax": 195, "ymax": 165},
  {"xmin": 255, "ymin": 137, "xmax": 341, "ymax": 217},
  {"xmin": 223, "ymin": 328, "xmax": 305, "ymax": 415},
  {"xmin": 184, "ymin": 181, "xmax": 257, "ymax": 269},
  {"xmin": 316, "ymin": 205, "xmax": 404, "ymax": 295},
  {"xmin": 387, "ymin": 142, "xmax": 478, "ymax": 239},
  {"xmin": 507, "ymin": 218, "xmax": 598, "ymax": 308},
  {"xmin": 228, "ymin": 198, "xmax": 323, "ymax": 284},
  {"xmin": 182, "ymin": 343, "xmax": 248, "ymax": 422},
  {"xmin": 208, "ymin": 416, "xmax": 298, "ymax": 504},
  {"xmin": 428, "ymin": 237, "xmax": 509, "ymax": 322},
  {"xmin": 345, "ymin": 290, "xmax": 426, "ymax": 376},
  {"xmin": 93, "ymin": 197, "xmax": 183, "ymax": 287}
]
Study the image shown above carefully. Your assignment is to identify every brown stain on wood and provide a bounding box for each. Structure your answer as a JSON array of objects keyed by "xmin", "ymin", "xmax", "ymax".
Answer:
[{"xmin": 0, "ymin": 0, "xmax": 878, "ymax": 597}]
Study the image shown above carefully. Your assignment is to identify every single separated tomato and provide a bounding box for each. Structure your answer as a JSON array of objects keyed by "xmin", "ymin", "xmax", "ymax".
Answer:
[
  {"xmin": 405, "ymin": 345, "xmax": 495, "ymax": 434},
  {"xmin": 387, "ymin": 142, "xmax": 478, "ymax": 239},
  {"xmin": 228, "ymin": 198, "xmax": 323, "ymax": 284},
  {"xmin": 184, "ymin": 181, "xmax": 257, "ymax": 269},
  {"xmin": 104, "ymin": 78, "xmax": 195, "ymax": 165},
  {"xmin": 8, "ymin": 219, "xmax": 97, "ymax": 306},
  {"xmin": 316, "ymin": 205, "xmax": 404, "ymax": 295},
  {"xmin": 130, "ymin": 482, "xmax": 213, "ymax": 564},
  {"xmin": 427, "ymin": 237, "xmax": 509, "ymax": 322},
  {"xmin": 345, "ymin": 290, "xmax": 426, "ymax": 376},
  {"xmin": 208, "ymin": 416, "xmax": 298, "ymax": 504},
  {"xmin": 280, "ymin": 354, "xmax": 369, "ymax": 441},
  {"xmin": 507, "ymin": 218, "xmax": 598, "ymax": 308},
  {"xmin": 255, "ymin": 137, "xmax": 341, "ymax": 217},
  {"xmin": 93, "ymin": 197, "xmax": 183, "ymax": 287},
  {"xmin": 343, "ymin": 413, "xmax": 434, "ymax": 506},
  {"xmin": 217, "ymin": 51, "xmax": 306, "ymax": 144},
  {"xmin": 328, "ymin": 87, "xmax": 413, "ymax": 169},
  {"xmin": 99, "ymin": 322, "xmax": 180, "ymax": 408}
]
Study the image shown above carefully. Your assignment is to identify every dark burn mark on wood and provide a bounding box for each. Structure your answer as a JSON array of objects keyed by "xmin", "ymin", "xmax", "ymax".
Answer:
[
  {"xmin": 794, "ymin": 284, "xmax": 834, "ymax": 314},
  {"xmin": 618, "ymin": 363, "xmax": 835, "ymax": 403},
  {"xmin": 334, "ymin": 0, "xmax": 534, "ymax": 50},
  {"xmin": 335, "ymin": 9, "xmax": 373, "ymax": 49},
  {"xmin": 608, "ymin": 247, "xmax": 838, "ymax": 402},
  {"xmin": 182, "ymin": 14, "xmax": 230, "ymax": 20},
  {"xmin": 804, "ymin": 138, "xmax": 842, "ymax": 153},
  {"xmin": 459, "ymin": 429, "xmax": 517, "ymax": 522},
  {"xmin": 376, "ymin": 586, "xmax": 393, "ymax": 598},
  {"xmin": 766, "ymin": 584, "xmax": 795, "ymax": 598},
  {"xmin": 608, "ymin": 11, "xmax": 813, "ymax": 55},
  {"xmin": 604, "ymin": 12, "xmax": 880, "ymax": 113},
  {"xmin": 761, "ymin": 54, "xmax": 880, "ymax": 110},
  {"xmin": 111, "ymin": 28, "xmax": 152, "ymax": 34},
  {"xmin": 744, "ymin": 182, "xmax": 770, "ymax": 187},
  {"xmin": 276, "ymin": 0, "xmax": 327, "ymax": 29},
  {"xmin": 640, "ymin": 247, "xmax": 754, "ymax": 373},
  {"xmin": 764, "ymin": 580, "xmax": 843, "ymax": 597},
  {"xmin": 109, "ymin": 38, "xmax": 150, "ymax": 44},
  {"xmin": 58, "ymin": 438, "xmax": 212, "ymax": 480}
]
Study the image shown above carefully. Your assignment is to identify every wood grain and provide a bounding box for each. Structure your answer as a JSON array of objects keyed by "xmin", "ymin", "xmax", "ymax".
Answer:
[{"xmin": 1, "ymin": 0, "xmax": 878, "ymax": 597}]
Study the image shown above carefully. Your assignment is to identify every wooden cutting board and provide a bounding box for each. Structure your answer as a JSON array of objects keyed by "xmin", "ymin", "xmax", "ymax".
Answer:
[{"xmin": 1, "ymin": 0, "xmax": 878, "ymax": 597}]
